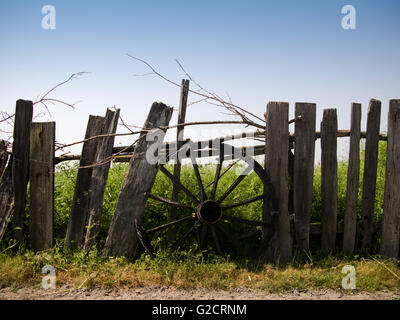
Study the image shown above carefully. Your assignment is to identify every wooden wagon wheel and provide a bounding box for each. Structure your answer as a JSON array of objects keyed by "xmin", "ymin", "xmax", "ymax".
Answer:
[{"xmin": 137, "ymin": 142, "xmax": 277, "ymax": 256}]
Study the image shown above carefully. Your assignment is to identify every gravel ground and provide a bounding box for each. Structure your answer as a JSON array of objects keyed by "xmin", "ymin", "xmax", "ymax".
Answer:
[{"xmin": 0, "ymin": 285, "xmax": 399, "ymax": 300}]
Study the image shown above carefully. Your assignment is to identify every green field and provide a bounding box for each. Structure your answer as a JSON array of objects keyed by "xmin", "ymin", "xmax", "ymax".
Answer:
[
  {"xmin": 44, "ymin": 141, "xmax": 387, "ymax": 254},
  {"xmin": 1, "ymin": 141, "xmax": 398, "ymax": 292}
]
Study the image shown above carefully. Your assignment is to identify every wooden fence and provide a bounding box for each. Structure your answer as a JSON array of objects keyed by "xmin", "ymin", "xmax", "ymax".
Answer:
[{"xmin": 0, "ymin": 86, "xmax": 399, "ymax": 262}]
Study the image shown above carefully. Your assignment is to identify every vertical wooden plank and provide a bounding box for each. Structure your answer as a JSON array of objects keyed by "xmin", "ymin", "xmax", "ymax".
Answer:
[
  {"xmin": 361, "ymin": 99, "xmax": 381, "ymax": 253},
  {"xmin": 288, "ymin": 149, "xmax": 295, "ymax": 215},
  {"xmin": 169, "ymin": 79, "xmax": 189, "ymax": 242},
  {"xmin": 65, "ymin": 115, "xmax": 105, "ymax": 249},
  {"xmin": 380, "ymin": 99, "xmax": 400, "ymax": 258},
  {"xmin": 263, "ymin": 101, "xmax": 291, "ymax": 263},
  {"xmin": 0, "ymin": 140, "xmax": 9, "ymax": 176},
  {"xmin": 12, "ymin": 99, "xmax": 33, "ymax": 243},
  {"xmin": 294, "ymin": 102, "xmax": 316, "ymax": 252},
  {"xmin": 83, "ymin": 109, "xmax": 120, "ymax": 251},
  {"xmin": 0, "ymin": 157, "xmax": 14, "ymax": 241},
  {"xmin": 29, "ymin": 122, "xmax": 55, "ymax": 251},
  {"xmin": 343, "ymin": 103, "xmax": 362, "ymax": 255},
  {"xmin": 321, "ymin": 108, "xmax": 338, "ymax": 255},
  {"xmin": 104, "ymin": 102, "xmax": 173, "ymax": 258}
]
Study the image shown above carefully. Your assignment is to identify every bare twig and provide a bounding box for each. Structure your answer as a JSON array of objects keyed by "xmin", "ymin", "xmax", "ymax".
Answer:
[
  {"xmin": 33, "ymin": 72, "xmax": 89, "ymax": 117},
  {"xmin": 127, "ymin": 55, "xmax": 265, "ymax": 129},
  {"xmin": 174, "ymin": 58, "xmax": 265, "ymax": 124},
  {"xmin": 0, "ymin": 112, "xmax": 15, "ymax": 124},
  {"xmin": 370, "ymin": 256, "xmax": 400, "ymax": 281},
  {"xmin": 55, "ymin": 120, "xmax": 254, "ymax": 151},
  {"xmin": 37, "ymin": 72, "xmax": 89, "ymax": 103}
]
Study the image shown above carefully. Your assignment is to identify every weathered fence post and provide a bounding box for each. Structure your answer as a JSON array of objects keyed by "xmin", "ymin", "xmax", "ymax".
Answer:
[
  {"xmin": 343, "ymin": 103, "xmax": 362, "ymax": 255},
  {"xmin": 29, "ymin": 122, "xmax": 55, "ymax": 251},
  {"xmin": 361, "ymin": 99, "xmax": 381, "ymax": 253},
  {"xmin": 65, "ymin": 115, "xmax": 105, "ymax": 249},
  {"xmin": 84, "ymin": 109, "xmax": 119, "ymax": 251},
  {"xmin": 169, "ymin": 79, "xmax": 189, "ymax": 242},
  {"xmin": 0, "ymin": 157, "xmax": 14, "ymax": 241},
  {"xmin": 380, "ymin": 99, "xmax": 400, "ymax": 258},
  {"xmin": 294, "ymin": 102, "xmax": 316, "ymax": 252},
  {"xmin": 321, "ymin": 108, "xmax": 338, "ymax": 255},
  {"xmin": 0, "ymin": 140, "xmax": 8, "ymax": 175},
  {"xmin": 263, "ymin": 101, "xmax": 291, "ymax": 263},
  {"xmin": 104, "ymin": 102, "xmax": 173, "ymax": 258},
  {"xmin": 12, "ymin": 100, "xmax": 33, "ymax": 243}
]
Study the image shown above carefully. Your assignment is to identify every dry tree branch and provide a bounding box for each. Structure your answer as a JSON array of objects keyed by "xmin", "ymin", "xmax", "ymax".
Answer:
[
  {"xmin": 116, "ymin": 108, "xmax": 138, "ymax": 134},
  {"xmin": 37, "ymin": 72, "xmax": 89, "ymax": 103},
  {"xmin": 76, "ymin": 139, "xmax": 140, "ymax": 170},
  {"xmin": 174, "ymin": 58, "xmax": 265, "ymax": 124},
  {"xmin": 33, "ymin": 72, "xmax": 89, "ymax": 117},
  {"xmin": 188, "ymin": 97, "xmax": 210, "ymax": 106},
  {"xmin": 0, "ymin": 112, "xmax": 15, "ymax": 124},
  {"xmin": 55, "ymin": 120, "xmax": 252, "ymax": 152},
  {"xmin": 0, "ymin": 112, "xmax": 15, "ymax": 141},
  {"xmin": 127, "ymin": 55, "xmax": 265, "ymax": 129}
]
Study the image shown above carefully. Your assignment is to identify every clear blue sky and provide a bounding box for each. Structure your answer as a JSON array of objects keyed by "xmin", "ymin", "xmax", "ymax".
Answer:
[{"xmin": 0, "ymin": 0, "xmax": 399, "ymax": 159}]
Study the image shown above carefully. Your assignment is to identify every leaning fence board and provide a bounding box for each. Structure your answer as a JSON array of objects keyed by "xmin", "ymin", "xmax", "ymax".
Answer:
[
  {"xmin": 65, "ymin": 115, "xmax": 105, "ymax": 249},
  {"xmin": 0, "ymin": 158, "xmax": 14, "ymax": 241},
  {"xmin": 84, "ymin": 109, "xmax": 120, "ymax": 251},
  {"xmin": 380, "ymin": 99, "xmax": 400, "ymax": 258},
  {"xmin": 361, "ymin": 99, "xmax": 381, "ymax": 253},
  {"xmin": 294, "ymin": 103, "xmax": 316, "ymax": 251},
  {"xmin": 263, "ymin": 101, "xmax": 291, "ymax": 263},
  {"xmin": 29, "ymin": 122, "xmax": 55, "ymax": 251},
  {"xmin": 343, "ymin": 103, "xmax": 362, "ymax": 255},
  {"xmin": 11, "ymin": 100, "xmax": 33, "ymax": 242},
  {"xmin": 169, "ymin": 79, "xmax": 189, "ymax": 242},
  {"xmin": 321, "ymin": 108, "xmax": 338, "ymax": 255},
  {"xmin": 104, "ymin": 102, "xmax": 173, "ymax": 258}
]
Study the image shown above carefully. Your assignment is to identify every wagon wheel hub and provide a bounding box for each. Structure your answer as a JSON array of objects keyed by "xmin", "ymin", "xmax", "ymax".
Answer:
[
  {"xmin": 138, "ymin": 143, "xmax": 277, "ymax": 257},
  {"xmin": 196, "ymin": 200, "xmax": 223, "ymax": 225}
]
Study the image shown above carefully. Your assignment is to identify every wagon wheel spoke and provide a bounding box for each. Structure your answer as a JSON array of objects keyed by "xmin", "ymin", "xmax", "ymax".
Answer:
[
  {"xmin": 145, "ymin": 192, "xmax": 194, "ymax": 209},
  {"xmin": 216, "ymin": 159, "xmax": 240, "ymax": 182},
  {"xmin": 216, "ymin": 223, "xmax": 242, "ymax": 250},
  {"xmin": 209, "ymin": 144, "xmax": 224, "ymax": 200},
  {"xmin": 146, "ymin": 215, "xmax": 195, "ymax": 234},
  {"xmin": 159, "ymin": 165, "xmax": 200, "ymax": 205},
  {"xmin": 203, "ymin": 159, "xmax": 238, "ymax": 193},
  {"xmin": 135, "ymin": 219, "xmax": 155, "ymax": 258},
  {"xmin": 171, "ymin": 221, "xmax": 198, "ymax": 252},
  {"xmin": 210, "ymin": 225, "xmax": 222, "ymax": 255},
  {"xmin": 192, "ymin": 163, "xmax": 207, "ymax": 201},
  {"xmin": 217, "ymin": 174, "xmax": 247, "ymax": 203},
  {"xmin": 238, "ymin": 227, "xmax": 262, "ymax": 241},
  {"xmin": 210, "ymin": 162, "xmax": 222, "ymax": 200},
  {"xmin": 221, "ymin": 194, "xmax": 264, "ymax": 210},
  {"xmin": 223, "ymin": 214, "xmax": 267, "ymax": 227}
]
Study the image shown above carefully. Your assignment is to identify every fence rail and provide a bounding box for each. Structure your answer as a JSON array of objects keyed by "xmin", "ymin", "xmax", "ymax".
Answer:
[
  {"xmin": 0, "ymin": 82, "xmax": 399, "ymax": 262},
  {"xmin": 54, "ymin": 130, "xmax": 388, "ymax": 164}
]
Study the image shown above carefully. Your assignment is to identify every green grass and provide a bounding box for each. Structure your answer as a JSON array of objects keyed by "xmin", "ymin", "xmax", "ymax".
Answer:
[
  {"xmin": 311, "ymin": 141, "xmax": 387, "ymax": 224},
  {"xmin": 37, "ymin": 141, "xmax": 387, "ymax": 254},
  {"xmin": 0, "ymin": 245, "xmax": 399, "ymax": 292},
  {"xmin": 0, "ymin": 141, "xmax": 395, "ymax": 292}
]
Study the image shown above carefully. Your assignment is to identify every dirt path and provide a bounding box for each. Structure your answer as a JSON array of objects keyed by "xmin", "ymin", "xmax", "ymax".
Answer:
[{"xmin": 0, "ymin": 285, "xmax": 399, "ymax": 300}]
